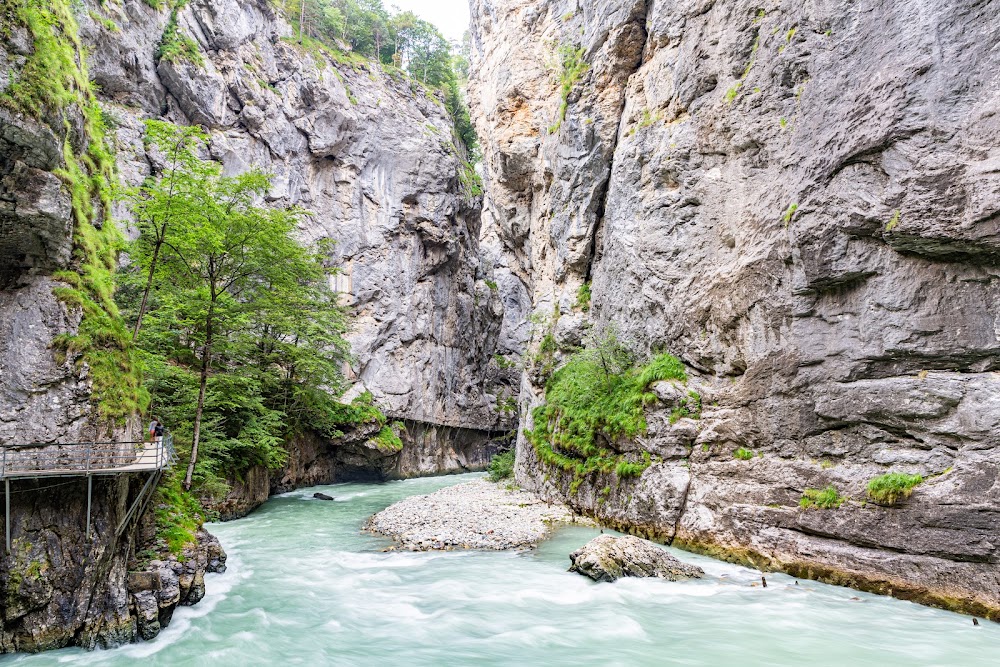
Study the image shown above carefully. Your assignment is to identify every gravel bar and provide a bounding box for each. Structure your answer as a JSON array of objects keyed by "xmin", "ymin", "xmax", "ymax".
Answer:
[{"xmin": 365, "ymin": 479, "xmax": 589, "ymax": 551}]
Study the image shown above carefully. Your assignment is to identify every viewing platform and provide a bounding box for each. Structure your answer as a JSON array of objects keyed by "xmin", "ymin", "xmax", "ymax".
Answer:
[
  {"xmin": 0, "ymin": 435, "xmax": 175, "ymax": 479},
  {"xmin": 1, "ymin": 435, "xmax": 176, "ymax": 552}
]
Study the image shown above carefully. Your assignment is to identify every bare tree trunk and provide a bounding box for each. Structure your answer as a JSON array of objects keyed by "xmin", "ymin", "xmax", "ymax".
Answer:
[
  {"xmin": 299, "ymin": 0, "xmax": 306, "ymax": 42},
  {"xmin": 184, "ymin": 301, "xmax": 214, "ymax": 490},
  {"xmin": 132, "ymin": 224, "xmax": 166, "ymax": 341}
]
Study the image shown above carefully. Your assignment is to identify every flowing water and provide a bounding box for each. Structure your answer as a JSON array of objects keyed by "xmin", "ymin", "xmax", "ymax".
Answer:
[{"xmin": 4, "ymin": 473, "xmax": 997, "ymax": 666}]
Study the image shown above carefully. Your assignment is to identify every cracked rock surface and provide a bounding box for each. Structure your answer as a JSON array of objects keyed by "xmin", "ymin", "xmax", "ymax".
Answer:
[{"xmin": 470, "ymin": 0, "xmax": 1000, "ymax": 618}]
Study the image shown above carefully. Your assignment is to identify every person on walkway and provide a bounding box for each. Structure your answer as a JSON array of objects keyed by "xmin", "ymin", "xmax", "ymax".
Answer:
[
  {"xmin": 154, "ymin": 419, "xmax": 165, "ymax": 445},
  {"xmin": 147, "ymin": 417, "xmax": 159, "ymax": 443}
]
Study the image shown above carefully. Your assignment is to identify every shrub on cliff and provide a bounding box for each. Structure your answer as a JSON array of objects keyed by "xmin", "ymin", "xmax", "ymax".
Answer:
[
  {"xmin": 867, "ymin": 472, "xmax": 923, "ymax": 505},
  {"xmin": 526, "ymin": 331, "xmax": 688, "ymax": 482}
]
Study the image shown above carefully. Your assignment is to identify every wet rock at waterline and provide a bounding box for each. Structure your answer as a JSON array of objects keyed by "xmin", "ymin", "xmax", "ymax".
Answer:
[
  {"xmin": 569, "ymin": 535, "xmax": 705, "ymax": 583},
  {"xmin": 313, "ymin": 493, "xmax": 335, "ymax": 501}
]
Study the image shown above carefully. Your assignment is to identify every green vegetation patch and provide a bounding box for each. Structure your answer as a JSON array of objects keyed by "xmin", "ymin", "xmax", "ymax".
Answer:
[
  {"xmin": 487, "ymin": 449, "xmax": 515, "ymax": 482},
  {"xmin": 157, "ymin": 1, "xmax": 204, "ymax": 66},
  {"xmin": 549, "ymin": 43, "xmax": 589, "ymax": 133},
  {"xmin": 3, "ymin": 0, "xmax": 148, "ymax": 426},
  {"xmin": 154, "ymin": 474, "xmax": 204, "ymax": 555},
  {"xmin": 575, "ymin": 282, "xmax": 591, "ymax": 312},
  {"xmin": 799, "ymin": 485, "xmax": 845, "ymax": 509},
  {"xmin": 734, "ymin": 447, "xmax": 754, "ymax": 460},
  {"xmin": 373, "ymin": 422, "xmax": 405, "ymax": 452},
  {"xmin": 867, "ymin": 472, "xmax": 922, "ymax": 505},
  {"xmin": 526, "ymin": 332, "xmax": 688, "ymax": 486}
]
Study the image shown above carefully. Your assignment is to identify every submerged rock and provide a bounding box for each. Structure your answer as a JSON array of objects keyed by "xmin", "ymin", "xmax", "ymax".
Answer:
[{"xmin": 569, "ymin": 536, "xmax": 704, "ymax": 583}]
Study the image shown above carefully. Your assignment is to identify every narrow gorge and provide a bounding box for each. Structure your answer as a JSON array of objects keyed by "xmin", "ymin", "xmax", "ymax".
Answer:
[{"xmin": 0, "ymin": 0, "xmax": 998, "ymax": 660}]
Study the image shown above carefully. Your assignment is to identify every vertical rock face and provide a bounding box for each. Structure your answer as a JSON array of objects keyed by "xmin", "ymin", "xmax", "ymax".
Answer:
[
  {"xmin": 471, "ymin": 0, "xmax": 1000, "ymax": 618},
  {"xmin": 0, "ymin": 0, "xmax": 511, "ymax": 653},
  {"xmin": 84, "ymin": 0, "xmax": 512, "ymax": 432}
]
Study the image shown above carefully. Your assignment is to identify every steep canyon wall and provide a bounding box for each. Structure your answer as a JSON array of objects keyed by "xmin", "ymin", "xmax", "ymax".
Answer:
[
  {"xmin": 470, "ymin": 0, "xmax": 1000, "ymax": 618},
  {"xmin": 0, "ymin": 0, "xmax": 510, "ymax": 651}
]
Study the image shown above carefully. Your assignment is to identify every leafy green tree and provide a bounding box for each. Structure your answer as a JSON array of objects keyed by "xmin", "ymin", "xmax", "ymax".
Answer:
[
  {"xmin": 122, "ymin": 133, "xmax": 353, "ymax": 491},
  {"xmin": 121, "ymin": 120, "xmax": 214, "ymax": 341}
]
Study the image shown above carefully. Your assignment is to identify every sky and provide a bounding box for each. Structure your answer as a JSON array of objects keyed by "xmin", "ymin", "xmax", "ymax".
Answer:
[{"xmin": 389, "ymin": 0, "xmax": 470, "ymax": 43}]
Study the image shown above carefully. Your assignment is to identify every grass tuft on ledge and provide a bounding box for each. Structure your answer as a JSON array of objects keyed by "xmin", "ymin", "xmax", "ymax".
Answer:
[{"xmin": 867, "ymin": 472, "xmax": 923, "ymax": 505}]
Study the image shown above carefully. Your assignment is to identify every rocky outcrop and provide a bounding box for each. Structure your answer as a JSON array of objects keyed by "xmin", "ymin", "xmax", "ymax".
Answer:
[
  {"xmin": 569, "ymin": 535, "xmax": 704, "ymax": 582},
  {"xmin": 470, "ymin": 0, "xmax": 1000, "ymax": 619},
  {"xmin": 81, "ymin": 0, "xmax": 513, "ymax": 433},
  {"xmin": 128, "ymin": 531, "xmax": 227, "ymax": 641}
]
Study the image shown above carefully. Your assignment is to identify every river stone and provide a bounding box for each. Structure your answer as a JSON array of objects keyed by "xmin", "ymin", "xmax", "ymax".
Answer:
[
  {"xmin": 569, "ymin": 535, "xmax": 704, "ymax": 583},
  {"xmin": 313, "ymin": 492, "xmax": 335, "ymax": 501}
]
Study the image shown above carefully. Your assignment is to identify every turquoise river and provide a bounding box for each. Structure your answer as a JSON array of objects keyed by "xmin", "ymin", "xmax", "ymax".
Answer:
[{"xmin": 3, "ymin": 474, "xmax": 997, "ymax": 666}]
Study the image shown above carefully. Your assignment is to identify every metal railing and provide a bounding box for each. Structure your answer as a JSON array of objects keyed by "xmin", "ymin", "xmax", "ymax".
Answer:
[{"xmin": 0, "ymin": 433, "xmax": 175, "ymax": 479}]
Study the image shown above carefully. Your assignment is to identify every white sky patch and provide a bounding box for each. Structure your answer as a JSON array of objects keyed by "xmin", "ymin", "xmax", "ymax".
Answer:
[{"xmin": 389, "ymin": 0, "xmax": 470, "ymax": 43}]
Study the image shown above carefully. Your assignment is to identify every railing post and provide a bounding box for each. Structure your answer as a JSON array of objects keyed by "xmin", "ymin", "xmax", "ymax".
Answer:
[
  {"xmin": 5, "ymin": 478, "xmax": 9, "ymax": 554},
  {"xmin": 85, "ymin": 474, "xmax": 92, "ymax": 542}
]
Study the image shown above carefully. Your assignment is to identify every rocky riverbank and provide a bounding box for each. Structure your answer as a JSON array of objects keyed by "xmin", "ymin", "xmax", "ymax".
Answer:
[{"xmin": 366, "ymin": 479, "xmax": 586, "ymax": 550}]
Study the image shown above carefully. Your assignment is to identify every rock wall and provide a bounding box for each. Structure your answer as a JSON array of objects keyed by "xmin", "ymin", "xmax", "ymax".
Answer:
[
  {"xmin": 0, "ymin": 0, "xmax": 511, "ymax": 653},
  {"xmin": 470, "ymin": 0, "xmax": 1000, "ymax": 618},
  {"xmin": 84, "ymin": 0, "xmax": 513, "ymax": 433}
]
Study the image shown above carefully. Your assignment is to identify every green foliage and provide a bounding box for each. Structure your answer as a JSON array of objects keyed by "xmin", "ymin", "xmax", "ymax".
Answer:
[
  {"xmin": 373, "ymin": 422, "xmax": 404, "ymax": 452},
  {"xmin": 485, "ymin": 280, "xmax": 499, "ymax": 292},
  {"xmin": 118, "ymin": 121, "xmax": 370, "ymax": 494},
  {"xmin": 867, "ymin": 472, "xmax": 923, "ymax": 505},
  {"xmin": 734, "ymin": 447, "xmax": 754, "ymax": 460},
  {"xmin": 669, "ymin": 390, "xmax": 702, "ymax": 424},
  {"xmin": 493, "ymin": 354, "xmax": 517, "ymax": 370},
  {"xmin": 800, "ymin": 486, "xmax": 845, "ymax": 510},
  {"xmin": 154, "ymin": 474, "xmax": 204, "ymax": 555},
  {"xmin": 458, "ymin": 158, "xmax": 483, "ymax": 198},
  {"xmin": 157, "ymin": 1, "xmax": 204, "ymax": 66},
  {"xmin": 637, "ymin": 353, "xmax": 688, "ymax": 387},
  {"xmin": 487, "ymin": 449, "xmax": 515, "ymax": 482},
  {"xmin": 575, "ymin": 282, "xmax": 591, "ymax": 312},
  {"xmin": 549, "ymin": 43, "xmax": 589, "ymax": 133},
  {"xmin": 782, "ymin": 202, "xmax": 798, "ymax": 224},
  {"xmin": 885, "ymin": 209, "xmax": 901, "ymax": 232},
  {"xmin": 526, "ymin": 332, "xmax": 689, "ymax": 486}
]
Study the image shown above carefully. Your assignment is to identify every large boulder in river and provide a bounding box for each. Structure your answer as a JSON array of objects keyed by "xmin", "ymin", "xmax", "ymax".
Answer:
[{"xmin": 569, "ymin": 536, "xmax": 705, "ymax": 583}]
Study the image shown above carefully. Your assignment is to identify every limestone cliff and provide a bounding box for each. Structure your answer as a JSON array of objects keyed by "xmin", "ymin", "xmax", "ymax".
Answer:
[
  {"xmin": 470, "ymin": 0, "xmax": 1000, "ymax": 618},
  {"xmin": 0, "ymin": 0, "xmax": 510, "ymax": 652}
]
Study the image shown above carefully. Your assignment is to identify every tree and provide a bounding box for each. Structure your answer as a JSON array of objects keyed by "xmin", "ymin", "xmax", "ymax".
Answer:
[
  {"xmin": 129, "ymin": 160, "xmax": 336, "ymax": 490},
  {"xmin": 121, "ymin": 120, "xmax": 214, "ymax": 341}
]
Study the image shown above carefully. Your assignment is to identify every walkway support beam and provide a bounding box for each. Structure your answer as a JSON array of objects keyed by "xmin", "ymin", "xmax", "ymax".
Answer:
[
  {"xmin": 86, "ymin": 475, "xmax": 92, "ymax": 542},
  {"xmin": 5, "ymin": 478, "xmax": 9, "ymax": 554}
]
